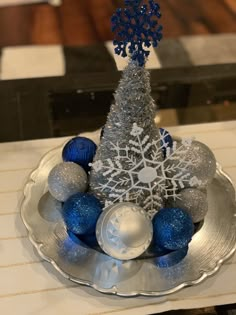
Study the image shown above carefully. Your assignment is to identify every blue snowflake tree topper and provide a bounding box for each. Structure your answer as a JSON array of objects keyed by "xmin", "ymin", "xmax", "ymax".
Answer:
[{"xmin": 111, "ymin": 0, "xmax": 163, "ymax": 67}]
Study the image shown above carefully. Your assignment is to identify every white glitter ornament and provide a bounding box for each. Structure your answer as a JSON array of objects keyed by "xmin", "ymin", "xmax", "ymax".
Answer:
[
  {"xmin": 167, "ymin": 188, "xmax": 208, "ymax": 223},
  {"xmin": 48, "ymin": 162, "xmax": 88, "ymax": 202},
  {"xmin": 96, "ymin": 202, "xmax": 153, "ymax": 260},
  {"xmin": 90, "ymin": 123, "xmax": 202, "ymax": 218}
]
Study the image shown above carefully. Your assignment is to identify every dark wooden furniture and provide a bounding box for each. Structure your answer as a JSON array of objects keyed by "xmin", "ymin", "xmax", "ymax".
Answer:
[{"xmin": 0, "ymin": 63, "xmax": 235, "ymax": 142}]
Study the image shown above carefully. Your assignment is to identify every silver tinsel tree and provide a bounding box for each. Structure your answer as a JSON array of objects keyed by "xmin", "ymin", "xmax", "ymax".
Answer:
[
  {"xmin": 89, "ymin": 0, "xmax": 165, "ymax": 216},
  {"xmin": 89, "ymin": 61, "xmax": 164, "ymax": 214}
]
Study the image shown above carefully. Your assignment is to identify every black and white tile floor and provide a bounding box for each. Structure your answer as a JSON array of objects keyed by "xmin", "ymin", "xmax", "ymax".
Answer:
[
  {"xmin": 0, "ymin": 34, "xmax": 235, "ymax": 80},
  {"xmin": 0, "ymin": 34, "xmax": 235, "ymax": 142}
]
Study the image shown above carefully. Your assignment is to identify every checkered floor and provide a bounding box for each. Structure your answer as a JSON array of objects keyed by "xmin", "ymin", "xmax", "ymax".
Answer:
[{"xmin": 0, "ymin": 34, "xmax": 235, "ymax": 80}]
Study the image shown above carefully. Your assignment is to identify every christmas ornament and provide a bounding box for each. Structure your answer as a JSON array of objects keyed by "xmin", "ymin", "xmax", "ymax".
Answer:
[
  {"xmin": 153, "ymin": 208, "xmax": 194, "ymax": 250},
  {"xmin": 62, "ymin": 192, "xmax": 102, "ymax": 235},
  {"xmin": 111, "ymin": 0, "xmax": 163, "ymax": 67},
  {"xmin": 96, "ymin": 202, "xmax": 153, "ymax": 260},
  {"xmin": 165, "ymin": 140, "xmax": 216, "ymax": 188},
  {"xmin": 149, "ymin": 242, "xmax": 169, "ymax": 256},
  {"xmin": 62, "ymin": 137, "xmax": 97, "ymax": 172},
  {"xmin": 168, "ymin": 188, "xmax": 208, "ymax": 223},
  {"xmin": 90, "ymin": 123, "xmax": 203, "ymax": 218},
  {"xmin": 159, "ymin": 128, "xmax": 173, "ymax": 158},
  {"xmin": 48, "ymin": 162, "xmax": 88, "ymax": 202},
  {"xmin": 90, "ymin": 62, "xmax": 164, "ymax": 217},
  {"xmin": 67, "ymin": 230, "xmax": 99, "ymax": 248},
  {"xmin": 79, "ymin": 233, "xmax": 98, "ymax": 248}
]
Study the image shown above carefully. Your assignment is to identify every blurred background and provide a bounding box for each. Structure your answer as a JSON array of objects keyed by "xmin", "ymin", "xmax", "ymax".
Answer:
[
  {"xmin": 0, "ymin": 0, "xmax": 236, "ymax": 142},
  {"xmin": 0, "ymin": 0, "xmax": 235, "ymax": 46}
]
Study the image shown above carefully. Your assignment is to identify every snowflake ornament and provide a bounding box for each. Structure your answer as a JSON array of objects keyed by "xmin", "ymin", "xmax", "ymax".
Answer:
[
  {"xmin": 90, "ymin": 123, "xmax": 202, "ymax": 218},
  {"xmin": 111, "ymin": 0, "xmax": 163, "ymax": 66}
]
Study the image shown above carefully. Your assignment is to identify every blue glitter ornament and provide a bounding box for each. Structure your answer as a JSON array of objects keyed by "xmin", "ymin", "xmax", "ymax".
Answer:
[
  {"xmin": 159, "ymin": 128, "xmax": 173, "ymax": 158},
  {"xmin": 153, "ymin": 208, "xmax": 194, "ymax": 250},
  {"xmin": 62, "ymin": 192, "xmax": 102, "ymax": 235},
  {"xmin": 111, "ymin": 0, "xmax": 163, "ymax": 67},
  {"xmin": 62, "ymin": 137, "xmax": 97, "ymax": 172},
  {"xmin": 68, "ymin": 230, "xmax": 98, "ymax": 248},
  {"xmin": 79, "ymin": 233, "xmax": 98, "ymax": 248},
  {"xmin": 149, "ymin": 241, "xmax": 169, "ymax": 256}
]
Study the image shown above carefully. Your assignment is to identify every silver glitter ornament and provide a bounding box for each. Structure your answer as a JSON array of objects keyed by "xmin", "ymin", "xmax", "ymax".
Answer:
[
  {"xmin": 165, "ymin": 140, "xmax": 217, "ymax": 188},
  {"xmin": 167, "ymin": 188, "xmax": 208, "ymax": 223},
  {"xmin": 96, "ymin": 202, "xmax": 153, "ymax": 260},
  {"xmin": 48, "ymin": 162, "xmax": 88, "ymax": 202},
  {"xmin": 90, "ymin": 61, "xmax": 163, "ymax": 213}
]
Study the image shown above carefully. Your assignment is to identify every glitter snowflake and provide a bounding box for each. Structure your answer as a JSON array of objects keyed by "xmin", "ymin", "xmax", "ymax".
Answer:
[
  {"xmin": 90, "ymin": 123, "xmax": 202, "ymax": 218},
  {"xmin": 111, "ymin": 0, "xmax": 163, "ymax": 66}
]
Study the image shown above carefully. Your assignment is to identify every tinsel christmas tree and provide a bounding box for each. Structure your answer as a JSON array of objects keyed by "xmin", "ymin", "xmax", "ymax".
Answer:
[
  {"xmin": 90, "ymin": 0, "xmax": 164, "ymax": 215},
  {"xmin": 90, "ymin": 61, "xmax": 163, "ymax": 212}
]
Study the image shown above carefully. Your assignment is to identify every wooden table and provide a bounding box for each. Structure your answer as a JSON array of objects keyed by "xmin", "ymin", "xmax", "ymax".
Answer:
[
  {"xmin": 0, "ymin": 121, "xmax": 236, "ymax": 315},
  {"xmin": 0, "ymin": 0, "xmax": 236, "ymax": 47}
]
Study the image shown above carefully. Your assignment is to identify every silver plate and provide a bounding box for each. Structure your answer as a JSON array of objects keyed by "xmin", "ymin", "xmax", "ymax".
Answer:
[{"xmin": 21, "ymin": 143, "xmax": 236, "ymax": 297}]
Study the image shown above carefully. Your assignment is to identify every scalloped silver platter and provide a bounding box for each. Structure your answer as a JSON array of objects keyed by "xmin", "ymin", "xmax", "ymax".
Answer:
[{"xmin": 21, "ymin": 136, "xmax": 236, "ymax": 297}]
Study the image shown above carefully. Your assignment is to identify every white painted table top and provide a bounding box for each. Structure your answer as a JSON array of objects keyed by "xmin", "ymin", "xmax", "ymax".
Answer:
[{"xmin": 0, "ymin": 121, "xmax": 236, "ymax": 315}]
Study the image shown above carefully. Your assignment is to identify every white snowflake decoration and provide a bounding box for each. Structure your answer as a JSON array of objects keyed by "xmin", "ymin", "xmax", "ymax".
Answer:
[{"xmin": 90, "ymin": 123, "xmax": 202, "ymax": 218}]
